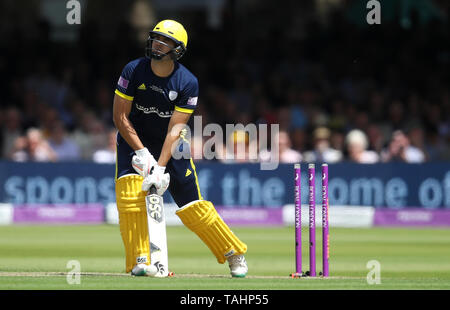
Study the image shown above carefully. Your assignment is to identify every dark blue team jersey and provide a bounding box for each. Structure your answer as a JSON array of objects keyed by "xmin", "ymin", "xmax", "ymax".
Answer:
[
  {"xmin": 114, "ymin": 57, "xmax": 203, "ymax": 205},
  {"xmin": 115, "ymin": 57, "xmax": 199, "ymax": 145}
]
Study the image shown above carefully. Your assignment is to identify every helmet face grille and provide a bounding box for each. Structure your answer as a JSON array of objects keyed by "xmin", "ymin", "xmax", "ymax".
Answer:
[{"xmin": 145, "ymin": 35, "xmax": 186, "ymax": 61}]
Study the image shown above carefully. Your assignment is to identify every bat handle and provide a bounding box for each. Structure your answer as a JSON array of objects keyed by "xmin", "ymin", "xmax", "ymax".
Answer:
[{"xmin": 149, "ymin": 185, "xmax": 157, "ymax": 195}]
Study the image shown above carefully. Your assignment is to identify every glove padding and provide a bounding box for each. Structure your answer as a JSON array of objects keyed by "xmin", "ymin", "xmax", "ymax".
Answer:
[
  {"xmin": 142, "ymin": 165, "xmax": 170, "ymax": 196},
  {"xmin": 132, "ymin": 147, "xmax": 157, "ymax": 178}
]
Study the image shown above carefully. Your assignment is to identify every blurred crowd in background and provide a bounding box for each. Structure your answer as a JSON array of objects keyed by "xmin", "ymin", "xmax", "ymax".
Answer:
[{"xmin": 0, "ymin": 0, "xmax": 449, "ymax": 164}]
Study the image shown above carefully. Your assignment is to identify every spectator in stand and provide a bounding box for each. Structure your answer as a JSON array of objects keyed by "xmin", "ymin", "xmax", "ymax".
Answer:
[
  {"xmin": 9, "ymin": 136, "xmax": 28, "ymax": 162},
  {"xmin": 259, "ymin": 130, "xmax": 302, "ymax": 163},
  {"xmin": 303, "ymin": 127, "xmax": 343, "ymax": 163},
  {"xmin": 21, "ymin": 90, "xmax": 42, "ymax": 129},
  {"xmin": 95, "ymin": 80, "xmax": 114, "ymax": 128},
  {"xmin": 329, "ymin": 130, "xmax": 346, "ymax": 155},
  {"xmin": 92, "ymin": 129, "xmax": 117, "ymax": 164},
  {"xmin": 48, "ymin": 120, "xmax": 81, "ymax": 161},
  {"xmin": 353, "ymin": 109, "xmax": 370, "ymax": 133},
  {"xmin": 328, "ymin": 100, "xmax": 348, "ymax": 133},
  {"xmin": 71, "ymin": 111, "xmax": 98, "ymax": 160},
  {"xmin": 88, "ymin": 118, "xmax": 109, "ymax": 156},
  {"xmin": 379, "ymin": 100, "xmax": 406, "ymax": 138},
  {"xmin": 290, "ymin": 128, "xmax": 307, "ymax": 153},
  {"xmin": 39, "ymin": 105, "xmax": 60, "ymax": 139},
  {"xmin": 1, "ymin": 107, "xmax": 23, "ymax": 159},
  {"xmin": 345, "ymin": 129, "xmax": 379, "ymax": 163},
  {"xmin": 0, "ymin": 107, "xmax": 4, "ymax": 152},
  {"xmin": 381, "ymin": 130, "xmax": 425, "ymax": 163},
  {"xmin": 366, "ymin": 124, "xmax": 385, "ymax": 155},
  {"xmin": 407, "ymin": 127, "xmax": 429, "ymax": 161},
  {"xmin": 11, "ymin": 128, "xmax": 57, "ymax": 162}
]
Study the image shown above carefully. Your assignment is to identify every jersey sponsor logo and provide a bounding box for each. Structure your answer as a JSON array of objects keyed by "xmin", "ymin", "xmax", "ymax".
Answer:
[
  {"xmin": 185, "ymin": 169, "xmax": 192, "ymax": 177},
  {"xmin": 118, "ymin": 76, "xmax": 129, "ymax": 89},
  {"xmin": 138, "ymin": 83, "xmax": 146, "ymax": 90},
  {"xmin": 149, "ymin": 85, "xmax": 164, "ymax": 94},
  {"xmin": 187, "ymin": 96, "xmax": 198, "ymax": 106},
  {"xmin": 135, "ymin": 103, "xmax": 173, "ymax": 118},
  {"xmin": 168, "ymin": 90, "xmax": 178, "ymax": 101}
]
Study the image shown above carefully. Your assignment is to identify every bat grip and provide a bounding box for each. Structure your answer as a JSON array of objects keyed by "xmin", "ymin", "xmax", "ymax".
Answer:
[{"xmin": 149, "ymin": 185, "xmax": 157, "ymax": 195}]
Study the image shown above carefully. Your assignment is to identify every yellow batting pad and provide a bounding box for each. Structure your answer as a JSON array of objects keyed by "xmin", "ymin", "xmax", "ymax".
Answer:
[
  {"xmin": 115, "ymin": 175, "xmax": 150, "ymax": 273},
  {"xmin": 176, "ymin": 200, "xmax": 247, "ymax": 264}
]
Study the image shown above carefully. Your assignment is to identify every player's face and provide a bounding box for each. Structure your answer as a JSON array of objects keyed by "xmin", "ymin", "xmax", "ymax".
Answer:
[{"xmin": 152, "ymin": 34, "xmax": 176, "ymax": 57}]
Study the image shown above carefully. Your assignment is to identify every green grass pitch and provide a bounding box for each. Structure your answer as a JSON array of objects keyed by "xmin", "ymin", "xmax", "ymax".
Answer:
[{"xmin": 0, "ymin": 225, "xmax": 449, "ymax": 289}]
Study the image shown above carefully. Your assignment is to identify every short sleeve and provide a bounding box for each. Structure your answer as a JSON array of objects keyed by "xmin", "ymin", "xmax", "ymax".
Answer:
[
  {"xmin": 115, "ymin": 60, "xmax": 139, "ymax": 101},
  {"xmin": 174, "ymin": 78, "xmax": 199, "ymax": 114}
]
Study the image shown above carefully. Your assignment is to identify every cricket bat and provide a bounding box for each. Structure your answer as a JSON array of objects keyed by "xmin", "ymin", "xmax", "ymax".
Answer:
[{"xmin": 145, "ymin": 185, "xmax": 169, "ymax": 277}]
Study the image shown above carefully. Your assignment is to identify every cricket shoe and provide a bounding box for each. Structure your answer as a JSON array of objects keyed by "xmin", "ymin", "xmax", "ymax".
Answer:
[
  {"xmin": 131, "ymin": 263, "xmax": 158, "ymax": 277},
  {"xmin": 227, "ymin": 254, "xmax": 248, "ymax": 278}
]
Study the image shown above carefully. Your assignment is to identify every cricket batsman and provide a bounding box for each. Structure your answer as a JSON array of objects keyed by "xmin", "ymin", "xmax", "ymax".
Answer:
[{"xmin": 112, "ymin": 20, "xmax": 248, "ymax": 277}]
